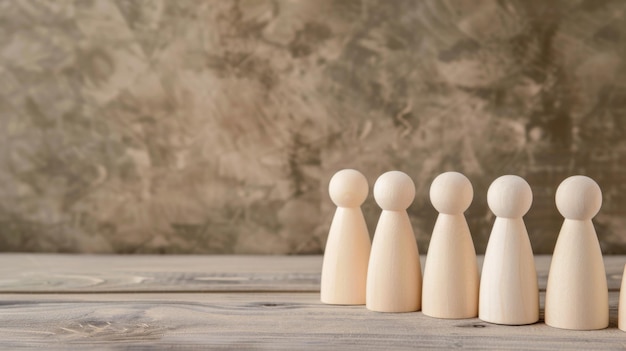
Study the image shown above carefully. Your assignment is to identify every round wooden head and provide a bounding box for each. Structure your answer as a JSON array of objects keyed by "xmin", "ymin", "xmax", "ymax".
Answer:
[
  {"xmin": 555, "ymin": 175, "xmax": 602, "ymax": 220},
  {"xmin": 328, "ymin": 169, "xmax": 369, "ymax": 208},
  {"xmin": 487, "ymin": 175, "xmax": 533, "ymax": 218},
  {"xmin": 373, "ymin": 171, "xmax": 415, "ymax": 211},
  {"xmin": 429, "ymin": 171, "xmax": 473, "ymax": 215}
]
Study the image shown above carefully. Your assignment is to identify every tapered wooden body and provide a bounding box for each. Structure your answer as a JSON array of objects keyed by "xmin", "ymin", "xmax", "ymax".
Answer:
[
  {"xmin": 479, "ymin": 217, "xmax": 538, "ymax": 325},
  {"xmin": 422, "ymin": 214, "xmax": 478, "ymax": 318},
  {"xmin": 366, "ymin": 211, "xmax": 421, "ymax": 312},
  {"xmin": 320, "ymin": 207, "xmax": 371, "ymax": 304},
  {"xmin": 619, "ymin": 265, "xmax": 626, "ymax": 331},
  {"xmin": 545, "ymin": 219, "xmax": 608, "ymax": 330}
]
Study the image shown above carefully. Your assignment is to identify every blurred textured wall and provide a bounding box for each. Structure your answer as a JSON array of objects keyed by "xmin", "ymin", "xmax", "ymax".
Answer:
[{"xmin": 1, "ymin": 0, "xmax": 626, "ymax": 254}]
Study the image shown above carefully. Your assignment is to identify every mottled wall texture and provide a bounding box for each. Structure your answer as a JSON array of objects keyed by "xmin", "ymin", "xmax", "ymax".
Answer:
[{"xmin": 1, "ymin": 0, "xmax": 626, "ymax": 254}]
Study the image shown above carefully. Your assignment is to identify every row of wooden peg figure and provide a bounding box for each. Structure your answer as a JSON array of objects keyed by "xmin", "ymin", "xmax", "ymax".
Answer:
[{"xmin": 320, "ymin": 169, "xmax": 623, "ymax": 331}]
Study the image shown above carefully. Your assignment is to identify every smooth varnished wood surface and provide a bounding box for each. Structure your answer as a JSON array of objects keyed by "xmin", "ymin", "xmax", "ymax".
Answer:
[{"xmin": 1, "ymin": 254, "xmax": 626, "ymax": 350}]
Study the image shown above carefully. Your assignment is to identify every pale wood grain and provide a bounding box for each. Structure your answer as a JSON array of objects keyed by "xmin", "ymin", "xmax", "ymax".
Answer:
[
  {"xmin": 0, "ymin": 254, "xmax": 625, "ymax": 293},
  {"xmin": 480, "ymin": 217, "xmax": 538, "ymax": 325},
  {"xmin": 423, "ymin": 213, "xmax": 478, "ymax": 319},
  {"xmin": 0, "ymin": 292, "xmax": 623, "ymax": 350}
]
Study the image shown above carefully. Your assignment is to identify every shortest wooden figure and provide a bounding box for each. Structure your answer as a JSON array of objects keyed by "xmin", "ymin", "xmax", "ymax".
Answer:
[
  {"xmin": 320, "ymin": 169, "xmax": 371, "ymax": 305},
  {"xmin": 545, "ymin": 175, "xmax": 608, "ymax": 330},
  {"xmin": 620, "ymin": 264, "xmax": 626, "ymax": 332},
  {"xmin": 366, "ymin": 171, "xmax": 421, "ymax": 312},
  {"xmin": 479, "ymin": 175, "xmax": 539, "ymax": 325}
]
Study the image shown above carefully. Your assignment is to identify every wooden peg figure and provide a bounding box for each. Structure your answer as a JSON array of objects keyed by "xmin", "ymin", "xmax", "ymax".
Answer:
[
  {"xmin": 321, "ymin": 169, "xmax": 371, "ymax": 305},
  {"xmin": 620, "ymin": 264, "xmax": 626, "ymax": 332},
  {"xmin": 479, "ymin": 175, "xmax": 539, "ymax": 325},
  {"xmin": 545, "ymin": 175, "xmax": 608, "ymax": 330},
  {"xmin": 422, "ymin": 172, "xmax": 478, "ymax": 319},
  {"xmin": 366, "ymin": 171, "xmax": 421, "ymax": 312}
]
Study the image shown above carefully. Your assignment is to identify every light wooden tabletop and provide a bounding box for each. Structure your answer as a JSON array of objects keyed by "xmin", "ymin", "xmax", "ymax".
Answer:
[{"xmin": 0, "ymin": 254, "xmax": 624, "ymax": 350}]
